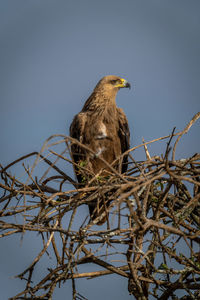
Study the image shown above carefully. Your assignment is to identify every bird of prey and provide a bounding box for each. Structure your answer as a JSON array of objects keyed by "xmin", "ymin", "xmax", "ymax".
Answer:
[{"xmin": 70, "ymin": 75, "xmax": 130, "ymax": 224}]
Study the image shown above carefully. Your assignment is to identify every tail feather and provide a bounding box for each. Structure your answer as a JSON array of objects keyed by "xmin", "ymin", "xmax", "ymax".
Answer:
[{"xmin": 88, "ymin": 200, "xmax": 109, "ymax": 225}]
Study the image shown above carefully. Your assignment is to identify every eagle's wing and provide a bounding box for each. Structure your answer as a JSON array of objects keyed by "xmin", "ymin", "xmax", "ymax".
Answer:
[
  {"xmin": 117, "ymin": 108, "xmax": 130, "ymax": 173},
  {"xmin": 70, "ymin": 112, "xmax": 87, "ymax": 183},
  {"xmin": 70, "ymin": 112, "xmax": 87, "ymax": 142}
]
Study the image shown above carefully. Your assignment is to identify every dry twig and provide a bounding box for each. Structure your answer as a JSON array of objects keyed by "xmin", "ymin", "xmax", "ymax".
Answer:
[{"xmin": 0, "ymin": 113, "xmax": 200, "ymax": 300}]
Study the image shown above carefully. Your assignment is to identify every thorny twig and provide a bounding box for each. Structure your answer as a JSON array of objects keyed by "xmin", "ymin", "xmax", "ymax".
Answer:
[{"xmin": 0, "ymin": 113, "xmax": 200, "ymax": 300}]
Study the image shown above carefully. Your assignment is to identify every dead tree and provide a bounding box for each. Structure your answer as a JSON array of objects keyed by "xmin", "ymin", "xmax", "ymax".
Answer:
[{"xmin": 0, "ymin": 113, "xmax": 200, "ymax": 300}]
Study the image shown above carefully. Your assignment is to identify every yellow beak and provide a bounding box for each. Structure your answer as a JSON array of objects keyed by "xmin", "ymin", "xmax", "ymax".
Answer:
[{"xmin": 116, "ymin": 78, "xmax": 131, "ymax": 89}]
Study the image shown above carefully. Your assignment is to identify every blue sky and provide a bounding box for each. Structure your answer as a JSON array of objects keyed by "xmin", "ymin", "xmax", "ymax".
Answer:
[{"xmin": 0, "ymin": 1, "xmax": 200, "ymax": 299}]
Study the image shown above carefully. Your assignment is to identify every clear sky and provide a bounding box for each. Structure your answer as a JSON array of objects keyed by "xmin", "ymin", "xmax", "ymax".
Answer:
[{"xmin": 0, "ymin": 1, "xmax": 200, "ymax": 299}]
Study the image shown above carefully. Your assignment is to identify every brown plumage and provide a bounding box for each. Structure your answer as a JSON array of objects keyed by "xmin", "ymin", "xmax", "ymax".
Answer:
[{"xmin": 70, "ymin": 75, "xmax": 130, "ymax": 224}]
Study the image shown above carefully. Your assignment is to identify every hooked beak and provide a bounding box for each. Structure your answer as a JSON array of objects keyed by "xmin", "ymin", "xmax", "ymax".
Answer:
[
  {"xmin": 120, "ymin": 78, "xmax": 131, "ymax": 89},
  {"xmin": 123, "ymin": 80, "xmax": 131, "ymax": 89}
]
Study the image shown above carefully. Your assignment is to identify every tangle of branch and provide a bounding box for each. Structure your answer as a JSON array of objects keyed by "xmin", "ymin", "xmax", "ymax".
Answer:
[{"xmin": 0, "ymin": 113, "xmax": 200, "ymax": 300}]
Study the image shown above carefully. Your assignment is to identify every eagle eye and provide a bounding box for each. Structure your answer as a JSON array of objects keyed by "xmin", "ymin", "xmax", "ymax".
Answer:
[{"xmin": 110, "ymin": 79, "xmax": 119, "ymax": 85}]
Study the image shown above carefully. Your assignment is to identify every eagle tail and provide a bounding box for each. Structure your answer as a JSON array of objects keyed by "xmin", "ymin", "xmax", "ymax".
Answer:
[{"xmin": 88, "ymin": 201, "xmax": 109, "ymax": 225}]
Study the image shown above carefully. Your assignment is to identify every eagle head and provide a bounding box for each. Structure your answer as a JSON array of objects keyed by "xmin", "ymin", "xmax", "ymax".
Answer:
[
  {"xmin": 93, "ymin": 75, "xmax": 131, "ymax": 100},
  {"xmin": 97, "ymin": 75, "xmax": 131, "ymax": 90}
]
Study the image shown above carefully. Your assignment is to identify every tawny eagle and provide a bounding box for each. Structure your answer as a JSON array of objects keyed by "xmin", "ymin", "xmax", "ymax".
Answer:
[{"xmin": 70, "ymin": 75, "xmax": 130, "ymax": 224}]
